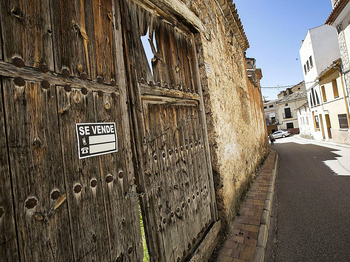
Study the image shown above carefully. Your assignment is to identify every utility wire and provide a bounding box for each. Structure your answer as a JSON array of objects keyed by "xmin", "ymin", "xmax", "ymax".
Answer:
[{"xmin": 261, "ymin": 80, "xmax": 317, "ymax": 89}]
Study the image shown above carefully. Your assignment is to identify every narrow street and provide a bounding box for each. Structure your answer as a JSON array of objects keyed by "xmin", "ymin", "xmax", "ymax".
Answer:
[{"xmin": 265, "ymin": 136, "xmax": 350, "ymax": 261}]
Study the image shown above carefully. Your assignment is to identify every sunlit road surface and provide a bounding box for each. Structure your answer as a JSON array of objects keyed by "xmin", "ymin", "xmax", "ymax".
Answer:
[
  {"xmin": 265, "ymin": 135, "xmax": 350, "ymax": 262},
  {"xmin": 273, "ymin": 135, "xmax": 350, "ymax": 176}
]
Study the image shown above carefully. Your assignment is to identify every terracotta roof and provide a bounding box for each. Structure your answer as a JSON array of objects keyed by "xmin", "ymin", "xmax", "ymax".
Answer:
[{"xmin": 325, "ymin": 0, "xmax": 350, "ymax": 25}]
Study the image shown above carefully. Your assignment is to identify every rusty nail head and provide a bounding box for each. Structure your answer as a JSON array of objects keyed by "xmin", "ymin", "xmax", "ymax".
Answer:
[
  {"xmin": 149, "ymin": 81, "xmax": 153, "ymax": 86},
  {"xmin": 41, "ymin": 80, "xmax": 50, "ymax": 89},
  {"xmin": 14, "ymin": 77, "xmax": 25, "ymax": 86},
  {"xmin": 164, "ymin": 83, "xmax": 168, "ymax": 88},
  {"xmin": 186, "ymin": 145, "xmax": 189, "ymax": 150},
  {"xmin": 188, "ymin": 198, "xmax": 190, "ymax": 203},
  {"xmin": 162, "ymin": 152, "xmax": 166, "ymax": 158},
  {"xmin": 176, "ymin": 207, "xmax": 180, "ymax": 212},
  {"xmin": 197, "ymin": 191, "xmax": 199, "ymax": 195},
  {"xmin": 192, "ymin": 195, "xmax": 195, "ymax": 199},
  {"xmin": 106, "ymin": 175, "xmax": 114, "ymax": 183},
  {"xmin": 180, "ymin": 146, "xmax": 183, "ymax": 151},
  {"xmin": 64, "ymin": 84, "xmax": 71, "ymax": 92},
  {"xmin": 153, "ymin": 154, "xmax": 158, "ymax": 161},
  {"xmin": 169, "ymin": 150, "xmax": 172, "ymax": 155},
  {"xmin": 12, "ymin": 57, "xmax": 25, "ymax": 68},
  {"xmin": 90, "ymin": 179, "xmax": 97, "ymax": 188},
  {"xmin": 98, "ymin": 90, "xmax": 103, "ymax": 97},
  {"xmin": 158, "ymin": 82, "xmax": 161, "ymax": 87},
  {"xmin": 62, "ymin": 68, "xmax": 70, "ymax": 77},
  {"xmin": 118, "ymin": 171, "xmax": 124, "ymax": 179},
  {"xmin": 182, "ymin": 202, "xmax": 185, "ymax": 208},
  {"xmin": 122, "ymin": 218, "xmax": 126, "ymax": 223},
  {"xmin": 80, "ymin": 72, "xmax": 88, "ymax": 80},
  {"xmin": 25, "ymin": 198, "xmax": 38, "ymax": 209},
  {"xmin": 32, "ymin": 138, "xmax": 41, "ymax": 148},
  {"xmin": 140, "ymin": 78, "xmax": 145, "ymax": 84},
  {"xmin": 81, "ymin": 87, "xmax": 88, "ymax": 95},
  {"xmin": 204, "ymin": 185, "xmax": 207, "ymax": 190},
  {"xmin": 171, "ymin": 212, "xmax": 174, "ymax": 217},
  {"xmin": 163, "ymin": 218, "xmax": 167, "ymax": 224},
  {"xmin": 51, "ymin": 190, "xmax": 61, "ymax": 200},
  {"xmin": 111, "ymin": 93, "xmax": 117, "ymax": 99},
  {"xmin": 40, "ymin": 64, "xmax": 49, "ymax": 73},
  {"xmin": 74, "ymin": 184, "xmax": 82, "ymax": 194},
  {"xmin": 97, "ymin": 76, "xmax": 104, "ymax": 84}
]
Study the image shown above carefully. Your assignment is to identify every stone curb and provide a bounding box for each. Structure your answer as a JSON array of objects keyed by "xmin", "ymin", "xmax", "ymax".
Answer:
[{"xmin": 253, "ymin": 152, "xmax": 278, "ymax": 262}]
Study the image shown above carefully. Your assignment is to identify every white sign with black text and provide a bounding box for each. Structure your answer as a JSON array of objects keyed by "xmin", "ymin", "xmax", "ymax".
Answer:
[{"xmin": 76, "ymin": 122, "xmax": 118, "ymax": 159}]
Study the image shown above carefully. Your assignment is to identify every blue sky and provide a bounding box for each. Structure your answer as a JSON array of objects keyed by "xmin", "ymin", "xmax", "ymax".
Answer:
[{"xmin": 234, "ymin": 0, "xmax": 333, "ymax": 100}]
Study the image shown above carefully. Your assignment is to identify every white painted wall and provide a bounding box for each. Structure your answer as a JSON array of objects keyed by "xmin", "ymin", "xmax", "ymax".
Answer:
[{"xmin": 300, "ymin": 25, "xmax": 340, "ymax": 90}]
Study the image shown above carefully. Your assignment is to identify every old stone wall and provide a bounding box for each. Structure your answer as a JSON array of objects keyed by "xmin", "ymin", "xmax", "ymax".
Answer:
[{"xmin": 176, "ymin": 0, "xmax": 270, "ymax": 229}]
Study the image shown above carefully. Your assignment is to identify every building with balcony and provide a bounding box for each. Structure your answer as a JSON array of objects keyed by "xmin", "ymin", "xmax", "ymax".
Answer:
[{"xmin": 263, "ymin": 81, "xmax": 306, "ymax": 134}]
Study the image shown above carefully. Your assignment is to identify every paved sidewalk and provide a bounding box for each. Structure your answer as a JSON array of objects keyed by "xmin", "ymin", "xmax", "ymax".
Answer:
[{"xmin": 215, "ymin": 150, "xmax": 278, "ymax": 262}]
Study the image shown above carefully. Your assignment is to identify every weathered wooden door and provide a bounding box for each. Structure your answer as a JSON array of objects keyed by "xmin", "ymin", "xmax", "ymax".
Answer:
[
  {"xmin": 121, "ymin": 1, "xmax": 218, "ymax": 261},
  {"xmin": 0, "ymin": 0, "xmax": 142, "ymax": 261}
]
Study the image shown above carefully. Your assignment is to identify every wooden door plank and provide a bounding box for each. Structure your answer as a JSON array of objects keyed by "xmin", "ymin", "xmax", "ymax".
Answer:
[
  {"xmin": 0, "ymin": 77, "xmax": 20, "ymax": 261},
  {"xmin": 0, "ymin": 0, "xmax": 54, "ymax": 69},
  {"xmin": 56, "ymin": 86, "xmax": 111, "ymax": 262},
  {"xmin": 2, "ymin": 78, "xmax": 73, "ymax": 261},
  {"xmin": 94, "ymin": 91, "xmax": 143, "ymax": 261},
  {"xmin": 51, "ymin": 0, "xmax": 88, "ymax": 77},
  {"xmin": 89, "ymin": 0, "xmax": 116, "ymax": 83}
]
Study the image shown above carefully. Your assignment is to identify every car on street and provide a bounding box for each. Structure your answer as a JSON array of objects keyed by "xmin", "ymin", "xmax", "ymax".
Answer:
[{"xmin": 271, "ymin": 130, "xmax": 291, "ymax": 139}]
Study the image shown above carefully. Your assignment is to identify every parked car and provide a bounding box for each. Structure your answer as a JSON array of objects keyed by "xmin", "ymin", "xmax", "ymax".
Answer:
[{"xmin": 271, "ymin": 130, "xmax": 291, "ymax": 139}]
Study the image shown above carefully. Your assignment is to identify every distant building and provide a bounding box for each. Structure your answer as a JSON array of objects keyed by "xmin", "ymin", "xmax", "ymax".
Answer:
[
  {"xmin": 263, "ymin": 81, "xmax": 307, "ymax": 134},
  {"xmin": 296, "ymin": 102, "xmax": 313, "ymax": 139}
]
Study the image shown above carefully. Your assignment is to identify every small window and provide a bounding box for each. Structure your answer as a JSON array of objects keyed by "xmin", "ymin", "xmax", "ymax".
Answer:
[
  {"xmin": 286, "ymin": 123, "xmax": 294, "ymax": 129},
  {"xmin": 264, "ymin": 106, "xmax": 267, "ymax": 109},
  {"xmin": 321, "ymin": 85, "xmax": 327, "ymax": 102},
  {"xmin": 338, "ymin": 114, "xmax": 349, "ymax": 128},
  {"xmin": 304, "ymin": 65, "xmax": 307, "ymax": 74},
  {"xmin": 307, "ymin": 60, "xmax": 310, "ymax": 71},
  {"xmin": 269, "ymin": 105, "xmax": 273, "ymax": 108},
  {"xmin": 309, "ymin": 93, "xmax": 314, "ymax": 107},
  {"xmin": 309, "ymin": 56, "xmax": 313, "ymax": 68},
  {"xmin": 315, "ymin": 115, "xmax": 320, "ymax": 129},
  {"xmin": 285, "ymin": 103, "xmax": 288, "ymax": 106},
  {"xmin": 332, "ymin": 79, "xmax": 339, "ymax": 98}
]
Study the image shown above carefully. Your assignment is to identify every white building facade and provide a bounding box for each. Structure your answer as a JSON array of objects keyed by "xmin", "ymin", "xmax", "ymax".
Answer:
[
  {"xmin": 299, "ymin": 25, "xmax": 342, "ymax": 141},
  {"xmin": 326, "ymin": 0, "xmax": 350, "ymax": 143}
]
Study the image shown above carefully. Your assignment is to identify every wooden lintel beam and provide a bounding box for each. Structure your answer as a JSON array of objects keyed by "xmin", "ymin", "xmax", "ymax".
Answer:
[{"xmin": 0, "ymin": 61, "xmax": 120, "ymax": 94}]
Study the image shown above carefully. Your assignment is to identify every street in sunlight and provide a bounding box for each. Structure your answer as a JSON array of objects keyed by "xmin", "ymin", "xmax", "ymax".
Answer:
[{"xmin": 265, "ymin": 135, "xmax": 350, "ymax": 261}]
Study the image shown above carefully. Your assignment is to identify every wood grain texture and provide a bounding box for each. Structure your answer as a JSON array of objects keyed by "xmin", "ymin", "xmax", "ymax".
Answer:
[
  {"xmin": 3, "ymin": 79, "xmax": 73, "ymax": 261},
  {"xmin": 57, "ymin": 86, "xmax": 111, "ymax": 262},
  {"xmin": 94, "ymin": 91, "xmax": 143, "ymax": 261},
  {"xmin": 0, "ymin": 0, "xmax": 54, "ymax": 69},
  {"xmin": 0, "ymin": 77, "xmax": 20, "ymax": 261}
]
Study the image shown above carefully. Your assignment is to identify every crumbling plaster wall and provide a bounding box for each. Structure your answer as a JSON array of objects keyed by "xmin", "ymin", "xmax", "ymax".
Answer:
[{"xmin": 176, "ymin": 0, "xmax": 269, "ymax": 229}]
